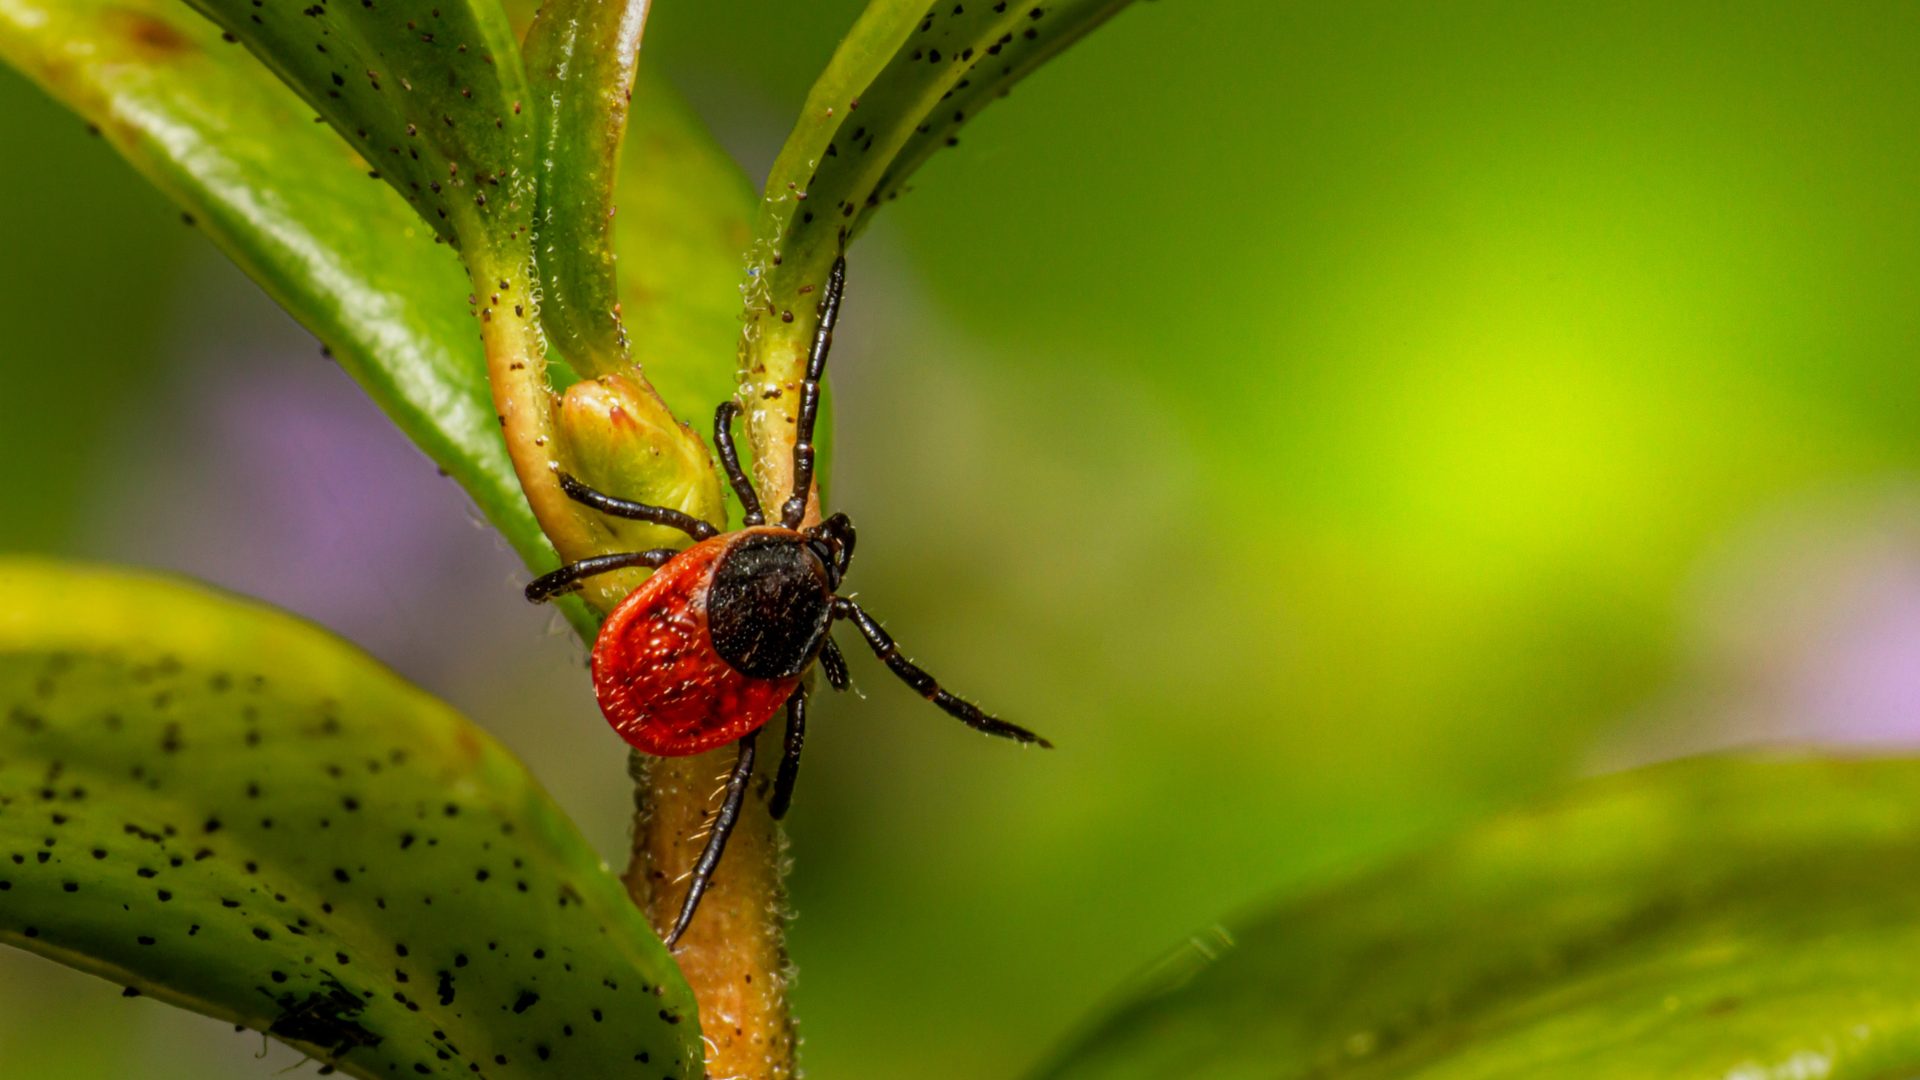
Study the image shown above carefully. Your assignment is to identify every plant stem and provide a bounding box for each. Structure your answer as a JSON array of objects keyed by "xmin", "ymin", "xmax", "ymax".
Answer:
[
  {"xmin": 474, "ymin": 258, "xmax": 600, "ymax": 565},
  {"xmin": 479, "ymin": 256, "xmax": 797, "ymax": 1078},
  {"xmin": 624, "ymin": 750, "xmax": 795, "ymax": 1080}
]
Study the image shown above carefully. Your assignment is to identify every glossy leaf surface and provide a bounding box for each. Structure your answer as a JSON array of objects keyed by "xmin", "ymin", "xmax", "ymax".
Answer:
[
  {"xmin": 0, "ymin": 558, "xmax": 702, "ymax": 1079},
  {"xmin": 499, "ymin": 0, "xmax": 753, "ymax": 426},
  {"xmin": 0, "ymin": 1, "xmax": 548, "ymax": 579},
  {"xmin": 180, "ymin": 0, "xmax": 531, "ymax": 256},
  {"xmin": 611, "ymin": 67, "xmax": 757, "ymax": 442},
  {"xmin": 523, "ymin": 0, "xmax": 650, "ymax": 374},
  {"xmin": 737, "ymin": 0, "xmax": 1133, "ymax": 494},
  {"xmin": 0, "ymin": 0, "xmax": 759, "ymax": 637},
  {"xmin": 1037, "ymin": 755, "xmax": 1920, "ymax": 1079},
  {"xmin": 513, "ymin": 0, "xmax": 754, "ymax": 564}
]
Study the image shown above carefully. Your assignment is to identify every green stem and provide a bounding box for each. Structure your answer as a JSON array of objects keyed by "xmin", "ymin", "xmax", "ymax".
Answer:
[
  {"xmin": 477, "ymin": 251, "xmax": 796, "ymax": 1078},
  {"xmin": 624, "ymin": 751, "xmax": 796, "ymax": 1080}
]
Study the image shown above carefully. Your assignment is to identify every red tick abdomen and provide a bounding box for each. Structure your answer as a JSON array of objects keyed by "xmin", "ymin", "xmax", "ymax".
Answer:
[{"xmin": 590, "ymin": 535, "xmax": 800, "ymax": 756}]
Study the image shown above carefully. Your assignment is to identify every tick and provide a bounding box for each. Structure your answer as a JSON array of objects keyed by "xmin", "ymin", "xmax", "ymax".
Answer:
[{"xmin": 526, "ymin": 256, "xmax": 1049, "ymax": 946}]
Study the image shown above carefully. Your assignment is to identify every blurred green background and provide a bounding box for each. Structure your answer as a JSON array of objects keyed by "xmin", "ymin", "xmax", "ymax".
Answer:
[{"xmin": 6, "ymin": 2, "xmax": 1920, "ymax": 1077}]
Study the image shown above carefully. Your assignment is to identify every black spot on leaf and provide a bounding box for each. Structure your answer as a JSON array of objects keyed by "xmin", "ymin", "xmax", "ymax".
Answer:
[{"xmin": 265, "ymin": 980, "xmax": 383, "ymax": 1057}]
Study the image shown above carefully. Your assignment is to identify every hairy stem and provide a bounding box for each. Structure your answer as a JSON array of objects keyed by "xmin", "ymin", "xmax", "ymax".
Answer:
[
  {"xmin": 478, "ymin": 252, "xmax": 795, "ymax": 1077},
  {"xmin": 475, "ymin": 256, "xmax": 597, "ymax": 565},
  {"xmin": 739, "ymin": 326, "xmax": 823, "ymax": 527},
  {"xmin": 624, "ymin": 751, "xmax": 795, "ymax": 1080}
]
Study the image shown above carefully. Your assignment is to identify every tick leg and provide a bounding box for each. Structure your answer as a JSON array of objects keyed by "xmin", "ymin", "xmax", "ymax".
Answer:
[
  {"xmin": 524, "ymin": 549, "xmax": 678, "ymax": 604},
  {"xmin": 666, "ymin": 731, "xmax": 759, "ymax": 948},
  {"xmin": 769, "ymin": 687, "xmax": 807, "ymax": 821},
  {"xmin": 819, "ymin": 635, "xmax": 851, "ymax": 692},
  {"xmin": 557, "ymin": 473, "xmax": 717, "ymax": 541},
  {"xmin": 713, "ymin": 401, "xmax": 765, "ymax": 527},
  {"xmin": 832, "ymin": 597, "xmax": 1052, "ymax": 748},
  {"xmin": 782, "ymin": 256, "xmax": 847, "ymax": 529}
]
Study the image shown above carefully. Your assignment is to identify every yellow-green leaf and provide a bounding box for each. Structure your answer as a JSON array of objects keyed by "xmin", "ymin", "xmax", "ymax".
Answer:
[
  {"xmin": 0, "ymin": 0, "xmax": 760, "ymax": 641},
  {"xmin": 0, "ymin": 0, "xmax": 556, "ymax": 590},
  {"xmin": 523, "ymin": 0, "xmax": 650, "ymax": 374},
  {"xmin": 612, "ymin": 66, "xmax": 757, "ymax": 436},
  {"xmin": 0, "ymin": 558, "xmax": 702, "ymax": 1079},
  {"xmin": 180, "ymin": 0, "xmax": 532, "ymax": 256},
  {"xmin": 1037, "ymin": 755, "xmax": 1920, "ymax": 1079},
  {"xmin": 737, "ymin": 0, "xmax": 1133, "ymax": 496}
]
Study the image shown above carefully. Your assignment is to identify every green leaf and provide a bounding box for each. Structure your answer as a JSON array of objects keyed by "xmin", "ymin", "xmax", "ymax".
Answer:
[
  {"xmin": 180, "ymin": 0, "xmax": 532, "ymax": 257},
  {"xmin": 522, "ymin": 0, "xmax": 649, "ymax": 374},
  {"xmin": 1036, "ymin": 755, "xmax": 1920, "ymax": 1079},
  {"xmin": 611, "ymin": 67, "xmax": 758, "ymax": 436},
  {"xmin": 521, "ymin": 5, "xmax": 762, "ymax": 544},
  {"xmin": 0, "ymin": 1, "xmax": 558, "ymax": 594},
  {"xmin": 737, "ymin": 0, "xmax": 1134, "ymax": 484},
  {"xmin": 0, "ymin": 1, "xmax": 761, "ymax": 640},
  {"xmin": 0, "ymin": 558, "xmax": 702, "ymax": 1079},
  {"xmin": 603, "ymin": 65, "xmax": 767, "ymax": 529},
  {"xmin": 497, "ymin": 0, "xmax": 754, "ymax": 427}
]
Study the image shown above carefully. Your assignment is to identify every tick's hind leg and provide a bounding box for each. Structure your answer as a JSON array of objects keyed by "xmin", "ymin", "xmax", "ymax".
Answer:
[
  {"xmin": 665, "ymin": 731, "xmax": 759, "ymax": 948},
  {"xmin": 525, "ymin": 549, "xmax": 679, "ymax": 604},
  {"xmin": 819, "ymin": 635, "xmax": 850, "ymax": 692},
  {"xmin": 770, "ymin": 687, "xmax": 807, "ymax": 821},
  {"xmin": 832, "ymin": 597, "xmax": 1052, "ymax": 748},
  {"xmin": 782, "ymin": 256, "xmax": 847, "ymax": 529},
  {"xmin": 713, "ymin": 401, "xmax": 764, "ymax": 527},
  {"xmin": 556, "ymin": 472, "xmax": 718, "ymax": 540}
]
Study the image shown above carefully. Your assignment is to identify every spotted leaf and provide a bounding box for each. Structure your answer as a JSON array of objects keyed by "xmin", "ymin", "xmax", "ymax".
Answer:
[
  {"xmin": 0, "ymin": 558, "xmax": 702, "ymax": 1079},
  {"xmin": 0, "ymin": 0, "xmax": 549, "ymax": 586},
  {"xmin": 177, "ymin": 0, "xmax": 531, "ymax": 256},
  {"xmin": 737, "ymin": 0, "xmax": 1135, "ymax": 498},
  {"xmin": 1036, "ymin": 755, "xmax": 1920, "ymax": 1079},
  {"xmin": 0, "ymin": 0, "xmax": 761, "ymax": 640}
]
